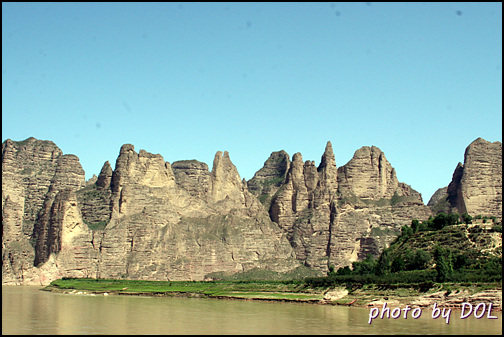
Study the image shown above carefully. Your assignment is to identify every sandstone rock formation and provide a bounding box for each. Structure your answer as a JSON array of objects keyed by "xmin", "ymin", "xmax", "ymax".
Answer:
[
  {"xmin": 2, "ymin": 138, "xmax": 87, "ymax": 284},
  {"xmin": 453, "ymin": 138, "xmax": 502, "ymax": 220},
  {"xmin": 247, "ymin": 150, "xmax": 290, "ymax": 208},
  {"xmin": 427, "ymin": 187, "xmax": 448, "ymax": 207},
  {"xmin": 2, "ymin": 137, "xmax": 501, "ymax": 285},
  {"xmin": 337, "ymin": 145, "xmax": 423, "ymax": 202},
  {"xmin": 2, "ymin": 139, "xmax": 299, "ymax": 285},
  {"xmin": 265, "ymin": 142, "xmax": 432, "ymax": 272},
  {"xmin": 430, "ymin": 138, "xmax": 502, "ymax": 221}
]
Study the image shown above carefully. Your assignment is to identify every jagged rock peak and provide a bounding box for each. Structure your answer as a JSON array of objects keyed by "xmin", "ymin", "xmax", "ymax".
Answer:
[
  {"xmin": 317, "ymin": 141, "xmax": 338, "ymax": 193},
  {"xmin": 337, "ymin": 145, "xmax": 422, "ymax": 204},
  {"xmin": 247, "ymin": 150, "xmax": 290, "ymax": 197},
  {"xmin": 337, "ymin": 145, "xmax": 398, "ymax": 199},
  {"xmin": 96, "ymin": 161, "xmax": 113, "ymax": 189},
  {"xmin": 250, "ymin": 150, "xmax": 290, "ymax": 181},
  {"xmin": 50, "ymin": 154, "xmax": 86, "ymax": 191},
  {"xmin": 211, "ymin": 151, "xmax": 244, "ymax": 203},
  {"xmin": 2, "ymin": 137, "xmax": 62, "ymax": 164},
  {"xmin": 212, "ymin": 151, "xmax": 240, "ymax": 177},
  {"xmin": 427, "ymin": 186, "xmax": 448, "ymax": 207},
  {"xmin": 172, "ymin": 160, "xmax": 211, "ymax": 199},
  {"xmin": 319, "ymin": 141, "xmax": 336, "ymax": 170},
  {"xmin": 119, "ymin": 143, "xmax": 135, "ymax": 154},
  {"xmin": 111, "ymin": 144, "xmax": 176, "ymax": 192}
]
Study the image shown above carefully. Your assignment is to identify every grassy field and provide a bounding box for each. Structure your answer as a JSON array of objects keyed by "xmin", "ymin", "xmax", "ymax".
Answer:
[
  {"xmin": 44, "ymin": 278, "xmax": 326, "ymax": 302},
  {"xmin": 44, "ymin": 278, "xmax": 502, "ymax": 308}
]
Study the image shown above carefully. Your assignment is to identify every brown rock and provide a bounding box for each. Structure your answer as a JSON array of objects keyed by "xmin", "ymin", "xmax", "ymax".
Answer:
[
  {"xmin": 172, "ymin": 160, "xmax": 211, "ymax": 200},
  {"xmin": 247, "ymin": 150, "xmax": 290, "ymax": 208},
  {"xmin": 96, "ymin": 161, "xmax": 113, "ymax": 189},
  {"xmin": 337, "ymin": 146, "xmax": 422, "ymax": 202},
  {"xmin": 2, "ymin": 138, "xmax": 86, "ymax": 284},
  {"xmin": 210, "ymin": 151, "xmax": 245, "ymax": 205},
  {"xmin": 447, "ymin": 138, "xmax": 502, "ymax": 220}
]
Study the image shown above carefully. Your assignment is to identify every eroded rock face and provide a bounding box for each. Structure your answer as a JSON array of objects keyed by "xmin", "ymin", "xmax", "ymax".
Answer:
[
  {"xmin": 210, "ymin": 151, "xmax": 246, "ymax": 205},
  {"xmin": 447, "ymin": 138, "xmax": 502, "ymax": 220},
  {"xmin": 93, "ymin": 145, "xmax": 299, "ymax": 281},
  {"xmin": 3, "ymin": 137, "xmax": 501, "ymax": 284},
  {"xmin": 247, "ymin": 150, "xmax": 290, "ymax": 207},
  {"xmin": 427, "ymin": 187, "xmax": 448, "ymax": 207},
  {"xmin": 172, "ymin": 160, "xmax": 211, "ymax": 200},
  {"xmin": 2, "ymin": 138, "xmax": 86, "ymax": 284},
  {"xmin": 2, "ymin": 139, "xmax": 299, "ymax": 284},
  {"xmin": 337, "ymin": 146, "xmax": 423, "ymax": 202},
  {"xmin": 268, "ymin": 142, "xmax": 431, "ymax": 272}
]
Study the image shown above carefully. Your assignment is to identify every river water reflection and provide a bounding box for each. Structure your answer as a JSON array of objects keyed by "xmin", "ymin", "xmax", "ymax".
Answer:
[{"xmin": 2, "ymin": 286, "xmax": 501, "ymax": 335}]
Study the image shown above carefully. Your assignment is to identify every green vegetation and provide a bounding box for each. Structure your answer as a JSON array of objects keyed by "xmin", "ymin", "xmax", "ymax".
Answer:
[
  {"xmin": 83, "ymin": 220, "xmax": 108, "ymax": 231},
  {"xmin": 44, "ymin": 277, "xmax": 325, "ymax": 302},
  {"xmin": 306, "ymin": 212, "xmax": 502, "ymax": 288}
]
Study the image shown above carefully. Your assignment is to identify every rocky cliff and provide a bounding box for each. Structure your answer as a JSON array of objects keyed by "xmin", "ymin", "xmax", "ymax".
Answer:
[
  {"xmin": 2, "ymin": 139, "xmax": 299, "ymax": 285},
  {"xmin": 2, "ymin": 138, "xmax": 88, "ymax": 284},
  {"xmin": 262, "ymin": 142, "xmax": 431, "ymax": 272},
  {"xmin": 2, "ymin": 137, "xmax": 501, "ymax": 285},
  {"xmin": 429, "ymin": 138, "xmax": 502, "ymax": 221}
]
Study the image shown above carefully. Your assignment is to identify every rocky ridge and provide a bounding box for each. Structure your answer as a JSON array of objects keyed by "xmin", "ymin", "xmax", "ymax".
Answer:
[{"xmin": 2, "ymin": 137, "xmax": 502, "ymax": 285}]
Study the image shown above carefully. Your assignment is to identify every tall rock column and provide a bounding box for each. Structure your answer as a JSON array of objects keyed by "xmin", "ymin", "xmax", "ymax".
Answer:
[
  {"xmin": 210, "ymin": 151, "xmax": 246, "ymax": 206},
  {"xmin": 268, "ymin": 142, "xmax": 339, "ymax": 271},
  {"xmin": 447, "ymin": 138, "xmax": 502, "ymax": 220}
]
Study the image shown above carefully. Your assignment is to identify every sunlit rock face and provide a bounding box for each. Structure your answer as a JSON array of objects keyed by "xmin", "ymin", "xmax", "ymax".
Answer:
[
  {"xmin": 266, "ymin": 141, "xmax": 431, "ymax": 272},
  {"xmin": 2, "ymin": 139, "xmax": 299, "ymax": 285},
  {"xmin": 2, "ymin": 137, "xmax": 500, "ymax": 285},
  {"xmin": 447, "ymin": 138, "xmax": 502, "ymax": 220},
  {"xmin": 2, "ymin": 138, "xmax": 86, "ymax": 284}
]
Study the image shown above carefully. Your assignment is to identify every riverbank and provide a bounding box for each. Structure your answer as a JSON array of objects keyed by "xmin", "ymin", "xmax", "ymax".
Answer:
[{"xmin": 42, "ymin": 278, "xmax": 502, "ymax": 310}]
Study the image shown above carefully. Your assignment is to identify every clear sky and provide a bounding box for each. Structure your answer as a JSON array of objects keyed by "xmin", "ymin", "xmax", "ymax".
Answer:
[{"xmin": 2, "ymin": 2, "xmax": 502, "ymax": 203}]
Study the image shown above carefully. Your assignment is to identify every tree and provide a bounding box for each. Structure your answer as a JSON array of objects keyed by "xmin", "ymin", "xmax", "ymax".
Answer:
[
  {"xmin": 418, "ymin": 221, "xmax": 429, "ymax": 232},
  {"xmin": 391, "ymin": 256, "xmax": 405, "ymax": 273},
  {"xmin": 336, "ymin": 266, "xmax": 352, "ymax": 276},
  {"xmin": 401, "ymin": 225, "xmax": 413, "ymax": 237},
  {"xmin": 433, "ymin": 213, "xmax": 448, "ymax": 230},
  {"xmin": 375, "ymin": 248, "xmax": 392, "ymax": 276},
  {"xmin": 446, "ymin": 213, "xmax": 460, "ymax": 226},
  {"xmin": 434, "ymin": 245, "xmax": 453, "ymax": 282},
  {"xmin": 411, "ymin": 219, "xmax": 420, "ymax": 233},
  {"xmin": 352, "ymin": 254, "xmax": 376, "ymax": 275},
  {"xmin": 406, "ymin": 249, "xmax": 431, "ymax": 270},
  {"xmin": 461, "ymin": 212, "xmax": 473, "ymax": 224}
]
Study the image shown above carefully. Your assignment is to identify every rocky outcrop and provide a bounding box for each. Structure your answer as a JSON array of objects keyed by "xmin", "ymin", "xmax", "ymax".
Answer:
[
  {"xmin": 172, "ymin": 160, "xmax": 211, "ymax": 200},
  {"xmin": 2, "ymin": 137, "xmax": 501, "ymax": 285},
  {"xmin": 32, "ymin": 154, "xmax": 86, "ymax": 266},
  {"xmin": 96, "ymin": 161, "xmax": 113, "ymax": 189},
  {"xmin": 247, "ymin": 150, "xmax": 290, "ymax": 208},
  {"xmin": 2, "ymin": 138, "xmax": 86, "ymax": 284},
  {"xmin": 268, "ymin": 142, "xmax": 432, "ymax": 272},
  {"xmin": 2, "ymin": 140, "xmax": 301, "ymax": 285},
  {"xmin": 427, "ymin": 187, "xmax": 448, "ymax": 207},
  {"xmin": 210, "ymin": 151, "xmax": 246, "ymax": 205},
  {"xmin": 430, "ymin": 138, "xmax": 502, "ymax": 221},
  {"xmin": 450, "ymin": 138, "xmax": 502, "ymax": 220},
  {"xmin": 337, "ymin": 146, "xmax": 423, "ymax": 203}
]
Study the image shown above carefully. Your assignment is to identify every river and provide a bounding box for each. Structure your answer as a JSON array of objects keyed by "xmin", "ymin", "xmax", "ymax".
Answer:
[{"xmin": 2, "ymin": 286, "xmax": 501, "ymax": 335}]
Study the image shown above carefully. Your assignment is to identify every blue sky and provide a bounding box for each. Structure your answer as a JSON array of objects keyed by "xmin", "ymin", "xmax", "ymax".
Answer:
[{"xmin": 2, "ymin": 2, "xmax": 502, "ymax": 203}]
